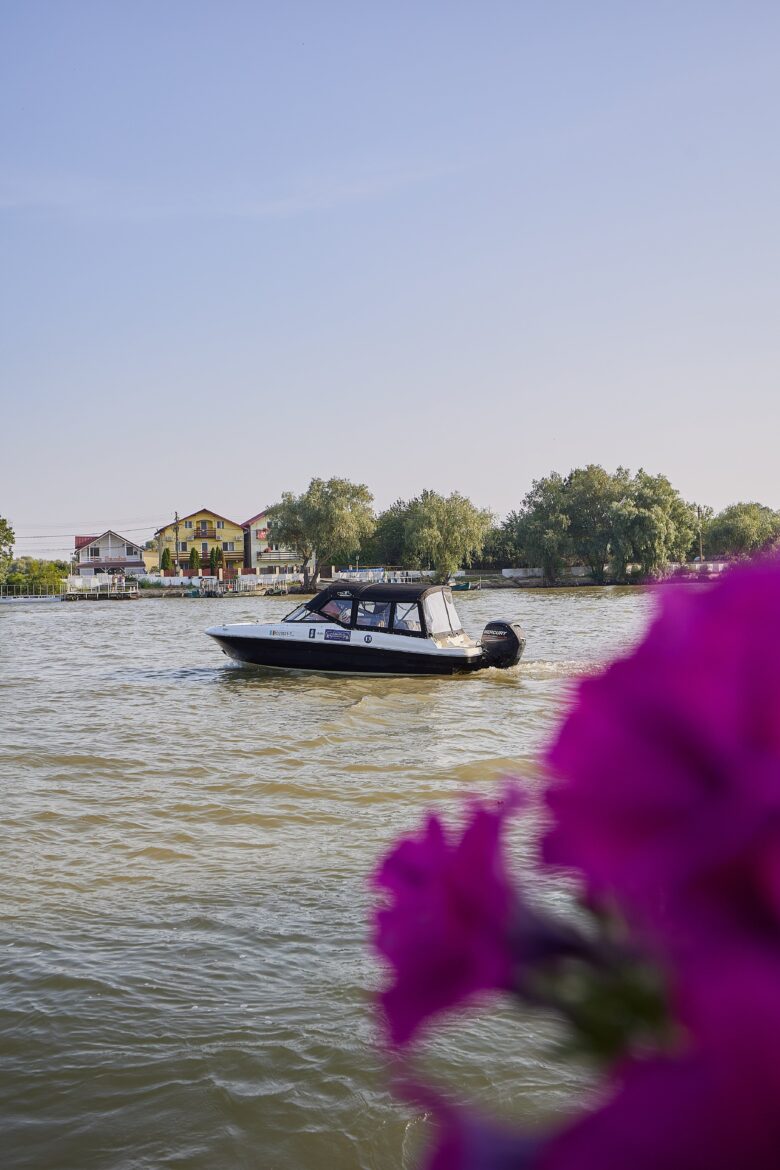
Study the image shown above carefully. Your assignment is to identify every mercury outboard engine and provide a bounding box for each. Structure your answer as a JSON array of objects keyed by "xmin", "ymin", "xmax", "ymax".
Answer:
[{"xmin": 480, "ymin": 621, "xmax": 526, "ymax": 668}]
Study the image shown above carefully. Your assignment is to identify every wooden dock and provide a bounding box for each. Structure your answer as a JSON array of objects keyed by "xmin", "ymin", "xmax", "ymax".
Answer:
[{"xmin": 64, "ymin": 583, "xmax": 139, "ymax": 601}]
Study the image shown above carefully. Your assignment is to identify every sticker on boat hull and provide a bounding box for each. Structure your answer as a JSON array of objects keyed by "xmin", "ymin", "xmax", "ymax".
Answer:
[{"xmin": 325, "ymin": 629, "xmax": 351, "ymax": 642}]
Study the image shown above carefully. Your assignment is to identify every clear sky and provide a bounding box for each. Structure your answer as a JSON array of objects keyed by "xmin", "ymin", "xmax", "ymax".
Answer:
[{"xmin": 2, "ymin": 1, "xmax": 779, "ymax": 559}]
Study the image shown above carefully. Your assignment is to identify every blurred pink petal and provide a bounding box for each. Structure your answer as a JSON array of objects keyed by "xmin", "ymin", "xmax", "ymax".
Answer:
[
  {"xmin": 542, "ymin": 950, "xmax": 780, "ymax": 1170},
  {"xmin": 373, "ymin": 788, "xmax": 522, "ymax": 1045},
  {"xmin": 543, "ymin": 560, "xmax": 780, "ymax": 951}
]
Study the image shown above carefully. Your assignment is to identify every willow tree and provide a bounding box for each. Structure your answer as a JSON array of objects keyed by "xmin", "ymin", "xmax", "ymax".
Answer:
[
  {"xmin": 565, "ymin": 465, "xmax": 630, "ymax": 584},
  {"xmin": 628, "ymin": 470, "xmax": 697, "ymax": 577},
  {"xmin": 402, "ymin": 490, "xmax": 492, "ymax": 583},
  {"xmin": 268, "ymin": 477, "xmax": 375, "ymax": 588}
]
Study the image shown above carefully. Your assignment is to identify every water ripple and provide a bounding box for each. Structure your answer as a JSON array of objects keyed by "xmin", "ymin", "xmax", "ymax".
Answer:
[{"xmin": 0, "ymin": 588, "xmax": 651, "ymax": 1169}]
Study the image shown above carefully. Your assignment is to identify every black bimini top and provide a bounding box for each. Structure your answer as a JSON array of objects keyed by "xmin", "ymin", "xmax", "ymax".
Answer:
[{"xmin": 308, "ymin": 581, "xmax": 446, "ymax": 607}]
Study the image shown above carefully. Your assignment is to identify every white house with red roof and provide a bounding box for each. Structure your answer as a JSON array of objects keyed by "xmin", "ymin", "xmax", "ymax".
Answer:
[
  {"xmin": 242, "ymin": 510, "xmax": 302, "ymax": 574},
  {"xmin": 73, "ymin": 531, "xmax": 146, "ymax": 576}
]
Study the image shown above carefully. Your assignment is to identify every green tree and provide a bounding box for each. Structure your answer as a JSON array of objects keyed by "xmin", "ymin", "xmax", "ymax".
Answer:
[
  {"xmin": 188, "ymin": 547, "xmax": 201, "ymax": 571},
  {"xmin": 626, "ymin": 471, "xmax": 697, "ymax": 578},
  {"xmin": 268, "ymin": 477, "xmax": 375, "ymax": 588},
  {"xmin": 0, "ymin": 515, "xmax": 14, "ymax": 583},
  {"xmin": 209, "ymin": 545, "xmax": 224, "ymax": 574},
  {"xmin": 472, "ymin": 522, "xmax": 523, "ymax": 570},
  {"xmin": 160, "ymin": 546, "xmax": 172, "ymax": 571},
  {"xmin": 362, "ymin": 499, "xmax": 409, "ymax": 566},
  {"xmin": 401, "ymin": 490, "xmax": 492, "ymax": 582},
  {"xmin": 6, "ymin": 557, "xmax": 68, "ymax": 591},
  {"xmin": 565, "ymin": 465, "xmax": 629, "ymax": 584},
  {"xmin": 608, "ymin": 495, "xmax": 640, "ymax": 583},
  {"xmin": 509, "ymin": 474, "xmax": 572, "ymax": 585},
  {"xmin": 705, "ymin": 502, "xmax": 780, "ymax": 558}
]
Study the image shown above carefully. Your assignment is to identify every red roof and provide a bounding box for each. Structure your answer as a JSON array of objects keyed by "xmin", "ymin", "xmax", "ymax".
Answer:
[
  {"xmin": 75, "ymin": 534, "xmax": 98, "ymax": 550},
  {"xmin": 241, "ymin": 509, "xmax": 270, "ymax": 528}
]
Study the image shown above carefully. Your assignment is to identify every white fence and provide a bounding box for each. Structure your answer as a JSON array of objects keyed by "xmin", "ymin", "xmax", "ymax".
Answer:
[
  {"xmin": 333, "ymin": 569, "xmax": 386, "ymax": 582},
  {"xmin": 139, "ymin": 574, "xmax": 304, "ymax": 590},
  {"xmin": 66, "ymin": 575, "xmax": 131, "ymax": 591},
  {"xmin": 502, "ymin": 562, "xmax": 731, "ymax": 580}
]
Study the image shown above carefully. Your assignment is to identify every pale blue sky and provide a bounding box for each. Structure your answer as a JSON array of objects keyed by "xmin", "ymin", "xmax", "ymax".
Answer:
[{"xmin": 2, "ymin": 1, "xmax": 779, "ymax": 558}]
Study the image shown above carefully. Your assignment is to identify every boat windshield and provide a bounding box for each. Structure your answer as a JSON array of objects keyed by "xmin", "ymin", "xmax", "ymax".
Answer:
[
  {"xmin": 423, "ymin": 589, "xmax": 463, "ymax": 636},
  {"xmin": 283, "ymin": 604, "xmax": 327, "ymax": 623},
  {"xmin": 444, "ymin": 592, "xmax": 464, "ymax": 634}
]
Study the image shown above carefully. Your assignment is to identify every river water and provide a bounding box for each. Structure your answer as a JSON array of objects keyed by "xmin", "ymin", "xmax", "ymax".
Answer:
[{"xmin": 0, "ymin": 588, "xmax": 653, "ymax": 1170}]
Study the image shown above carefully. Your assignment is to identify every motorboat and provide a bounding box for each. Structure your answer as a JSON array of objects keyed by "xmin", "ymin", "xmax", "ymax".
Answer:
[{"xmin": 205, "ymin": 582, "xmax": 525, "ymax": 675}]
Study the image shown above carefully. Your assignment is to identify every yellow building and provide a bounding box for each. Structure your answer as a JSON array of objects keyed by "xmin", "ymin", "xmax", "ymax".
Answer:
[{"xmin": 155, "ymin": 508, "xmax": 245, "ymax": 574}]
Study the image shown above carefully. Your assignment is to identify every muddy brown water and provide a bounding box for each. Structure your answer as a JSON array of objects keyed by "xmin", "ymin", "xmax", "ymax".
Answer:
[{"xmin": 0, "ymin": 588, "xmax": 653, "ymax": 1169}]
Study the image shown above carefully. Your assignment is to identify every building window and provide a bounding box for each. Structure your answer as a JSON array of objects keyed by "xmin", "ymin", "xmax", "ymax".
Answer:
[
  {"xmin": 184, "ymin": 520, "xmax": 193, "ymax": 529},
  {"xmin": 179, "ymin": 541, "xmax": 187, "ymax": 552},
  {"xmin": 222, "ymin": 541, "xmax": 234, "ymax": 552},
  {"xmin": 90, "ymin": 547, "xmax": 100, "ymax": 558},
  {"xmin": 201, "ymin": 542, "xmax": 208, "ymax": 555},
  {"xmin": 126, "ymin": 545, "xmax": 135, "ymax": 556},
  {"xmin": 216, "ymin": 521, "xmax": 224, "ymax": 529}
]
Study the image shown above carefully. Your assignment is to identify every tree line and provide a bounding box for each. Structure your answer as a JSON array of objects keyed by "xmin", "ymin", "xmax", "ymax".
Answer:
[
  {"xmin": 2, "ymin": 471, "xmax": 779, "ymax": 588},
  {"xmin": 477, "ymin": 467, "xmax": 780, "ymax": 584},
  {"xmin": 269, "ymin": 480, "xmax": 491, "ymax": 587},
  {"xmin": 270, "ymin": 470, "xmax": 780, "ymax": 587}
]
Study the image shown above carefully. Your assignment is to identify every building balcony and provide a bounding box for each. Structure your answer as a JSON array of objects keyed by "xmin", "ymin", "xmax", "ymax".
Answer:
[
  {"xmin": 256, "ymin": 549, "xmax": 298, "ymax": 562},
  {"xmin": 78, "ymin": 554, "xmax": 143, "ymax": 565}
]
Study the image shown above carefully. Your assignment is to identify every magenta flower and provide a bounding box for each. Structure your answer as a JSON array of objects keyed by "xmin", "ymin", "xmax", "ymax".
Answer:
[
  {"xmin": 542, "ymin": 950, "xmax": 780, "ymax": 1170},
  {"xmin": 543, "ymin": 560, "xmax": 780, "ymax": 951},
  {"xmin": 373, "ymin": 789, "xmax": 521, "ymax": 1045},
  {"xmin": 409, "ymin": 953, "xmax": 780, "ymax": 1170}
]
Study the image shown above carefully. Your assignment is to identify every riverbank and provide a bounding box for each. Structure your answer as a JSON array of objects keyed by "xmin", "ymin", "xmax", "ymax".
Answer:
[{"xmin": 133, "ymin": 575, "xmax": 716, "ymax": 599}]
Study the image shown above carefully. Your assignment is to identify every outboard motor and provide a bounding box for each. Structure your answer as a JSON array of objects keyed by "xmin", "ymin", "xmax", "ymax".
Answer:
[{"xmin": 480, "ymin": 621, "xmax": 526, "ymax": 668}]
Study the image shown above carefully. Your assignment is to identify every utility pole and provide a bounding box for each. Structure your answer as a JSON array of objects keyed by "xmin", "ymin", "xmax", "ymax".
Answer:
[{"xmin": 173, "ymin": 511, "xmax": 180, "ymax": 575}]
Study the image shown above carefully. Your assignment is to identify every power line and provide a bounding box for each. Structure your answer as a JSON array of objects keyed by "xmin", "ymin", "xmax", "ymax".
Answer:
[
  {"xmin": 12, "ymin": 516, "xmax": 169, "ymax": 529},
  {"xmin": 14, "ymin": 523, "xmax": 168, "ymax": 540}
]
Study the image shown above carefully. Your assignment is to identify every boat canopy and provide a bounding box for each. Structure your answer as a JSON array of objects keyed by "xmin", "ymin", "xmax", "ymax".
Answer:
[
  {"xmin": 307, "ymin": 581, "xmax": 447, "ymax": 606},
  {"xmin": 282, "ymin": 581, "xmax": 465, "ymax": 639}
]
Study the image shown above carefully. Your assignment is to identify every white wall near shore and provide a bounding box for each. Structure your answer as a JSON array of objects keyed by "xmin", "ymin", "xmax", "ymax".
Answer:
[
  {"xmin": 139, "ymin": 574, "xmax": 304, "ymax": 588},
  {"xmin": 501, "ymin": 562, "xmax": 730, "ymax": 580}
]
